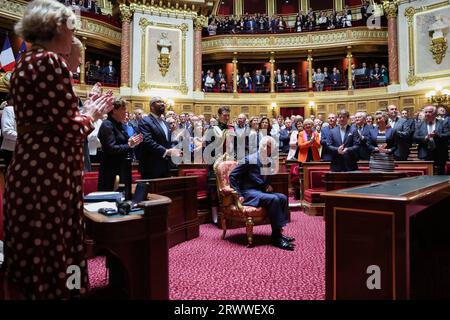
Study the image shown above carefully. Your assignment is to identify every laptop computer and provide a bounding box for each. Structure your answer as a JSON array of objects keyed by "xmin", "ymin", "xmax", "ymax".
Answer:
[{"xmin": 130, "ymin": 182, "xmax": 149, "ymax": 210}]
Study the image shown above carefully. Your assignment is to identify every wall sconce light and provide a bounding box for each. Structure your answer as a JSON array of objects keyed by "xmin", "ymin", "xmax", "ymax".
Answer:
[
  {"xmin": 309, "ymin": 101, "xmax": 315, "ymax": 115},
  {"xmin": 166, "ymin": 98, "xmax": 175, "ymax": 110},
  {"xmin": 425, "ymin": 86, "xmax": 449, "ymax": 106},
  {"xmin": 271, "ymin": 102, "xmax": 277, "ymax": 117}
]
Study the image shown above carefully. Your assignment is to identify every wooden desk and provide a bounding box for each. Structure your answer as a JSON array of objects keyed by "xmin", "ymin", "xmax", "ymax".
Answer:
[
  {"xmin": 322, "ymin": 176, "xmax": 450, "ymax": 299},
  {"xmin": 84, "ymin": 194, "xmax": 171, "ymax": 299},
  {"xmin": 324, "ymin": 171, "xmax": 409, "ymax": 191},
  {"xmin": 138, "ymin": 176, "xmax": 199, "ymax": 248}
]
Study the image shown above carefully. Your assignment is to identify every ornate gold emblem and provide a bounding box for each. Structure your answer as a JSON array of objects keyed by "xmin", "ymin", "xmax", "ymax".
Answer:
[
  {"xmin": 430, "ymin": 37, "xmax": 448, "ymax": 64},
  {"xmin": 428, "ymin": 16, "xmax": 449, "ymax": 65},
  {"xmin": 157, "ymin": 32, "xmax": 172, "ymax": 77}
]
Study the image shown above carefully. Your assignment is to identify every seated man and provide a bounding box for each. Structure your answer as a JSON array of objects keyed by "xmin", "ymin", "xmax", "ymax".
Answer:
[{"xmin": 229, "ymin": 136, "xmax": 295, "ymax": 251}]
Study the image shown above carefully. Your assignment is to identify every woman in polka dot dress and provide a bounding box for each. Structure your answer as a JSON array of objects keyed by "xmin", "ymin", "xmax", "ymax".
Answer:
[{"xmin": 2, "ymin": 0, "xmax": 113, "ymax": 299}]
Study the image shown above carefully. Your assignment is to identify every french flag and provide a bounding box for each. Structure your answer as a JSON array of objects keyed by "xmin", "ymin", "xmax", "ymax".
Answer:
[{"xmin": 0, "ymin": 36, "xmax": 16, "ymax": 72}]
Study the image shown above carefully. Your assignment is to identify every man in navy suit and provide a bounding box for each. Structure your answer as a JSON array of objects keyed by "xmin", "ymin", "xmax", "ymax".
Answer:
[
  {"xmin": 327, "ymin": 110, "xmax": 360, "ymax": 172},
  {"xmin": 138, "ymin": 97, "xmax": 182, "ymax": 179},
  {"xmin": 414, "ymin": 105, "xmax": 450, "ymax": 175},
  {"xmin": 387, "ymin": 104, "xmax": 414, "ymax": 161},
  {"xmin": 352, "ymin": 111, "xmax": 372, "ymax": 161},
  {"xmin": 320, "ymin": 113, "xmax": 337, "ymax": 161},
  {"xmin": 229, "ymin": 136, "xmax": 294, "ymax": 251}
]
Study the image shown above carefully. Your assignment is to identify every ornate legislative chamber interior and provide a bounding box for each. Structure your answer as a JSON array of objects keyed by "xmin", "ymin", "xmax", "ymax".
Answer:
[{"xmin": 1, "ymin": 0, "xmax": 449, "ymax": 118}]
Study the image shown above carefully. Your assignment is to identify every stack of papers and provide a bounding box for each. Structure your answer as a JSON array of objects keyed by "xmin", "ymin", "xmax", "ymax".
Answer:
[
  {"xmin": 84, "ymin": 192, "xmax": 122, "ymax": 202},
  {"xmin": 84, "ymin": 201, "xmax": 117, "ymax": 212}
]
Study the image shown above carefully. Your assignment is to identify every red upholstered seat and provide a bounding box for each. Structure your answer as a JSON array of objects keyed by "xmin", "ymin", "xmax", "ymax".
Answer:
[
  {"xmin": 290, "ymin": 163, "xmax": 299, "ymax": 185},
  {"xmin": 223, "ymin": 205, "xmax": 267, "ymax": 218},
  {"xmin": 84, "ymin": 171, "xmax": 99, "ymax": 195},
  {"xmin": 131, "ymin": 170, "xmax": 141, "ymax": 183},
  {"xmin": 179, "ymin": 169, "xmax": 208, "ymax": 197},
  {"xmin": 309, "ymin": 170, "xmax": 326, "ymax": 189},
  {"xmin": 303, "ymin": 188, "xmax": 325, "ymax": 203}
]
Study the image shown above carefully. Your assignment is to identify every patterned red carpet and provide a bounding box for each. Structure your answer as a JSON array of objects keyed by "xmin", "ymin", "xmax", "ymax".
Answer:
[
  {"xmin": 87, "ymin": 210, "xmax": 325, "ymax": 300},
  {"xmin": 168, "ymin": 210, "xmax": 325, "ymax": 300}
]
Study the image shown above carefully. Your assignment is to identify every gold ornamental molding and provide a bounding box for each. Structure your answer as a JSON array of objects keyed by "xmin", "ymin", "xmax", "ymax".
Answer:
[
  {"xmin": 138, "ymin": 17, "xmax": 188, "ymax": 94},
  {"xmin": 129, "ymin": 2, "xmax": 198, "ymax": 20},
  {"xmin": 0, "ymin": 0, "xmax": 121, "ymax": 47},
  {"xmin": 405, "ymin": 1, "xmax": 450, "ymax": 86},
  {"xmin": 76, "ymin": 17, "xmax": 122, "ymax": 47},
  {"xmin": 202, "ymin": 27, "xmax": 388, "ymax": 54}
]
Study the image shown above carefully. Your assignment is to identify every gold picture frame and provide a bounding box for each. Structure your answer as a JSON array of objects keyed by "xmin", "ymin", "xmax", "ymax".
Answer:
[
  {"xmin": 138, "ymin": 17, "xmax": 188, "ymax": 94},
  {"xmin": 405, "ymin": 1, "xmax": 450, "ymax": 86}
]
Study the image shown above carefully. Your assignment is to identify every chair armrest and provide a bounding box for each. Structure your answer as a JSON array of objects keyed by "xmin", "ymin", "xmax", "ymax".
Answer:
[{"xmin": 221, "ymin": 186, "xmax": 244, "ymax": 212}]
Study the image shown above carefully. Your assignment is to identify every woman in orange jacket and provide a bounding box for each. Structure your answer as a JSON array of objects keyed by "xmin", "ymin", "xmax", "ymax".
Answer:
[{"xmin": 297, "ymin": 119, "xmax": 321, "ymax": 163}]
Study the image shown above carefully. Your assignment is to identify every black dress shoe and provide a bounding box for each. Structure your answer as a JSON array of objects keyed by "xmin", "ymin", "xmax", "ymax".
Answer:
[
  {"xmin": 272, "ymin": 238, "xmax": 295, "ymax": 251},
  {"xmin": 281, "ymin": 235, "xmax": 295, "ymax": 242}
]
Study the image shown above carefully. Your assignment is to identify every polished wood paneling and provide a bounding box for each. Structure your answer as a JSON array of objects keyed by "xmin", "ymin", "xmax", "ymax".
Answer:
[
  {"xmin": 323, "ymin": 176, "xmax": 450, "ymax": 299},
  {"xmin": 138, "ymin": 176, "xmax": 199, "ymax": 248}
]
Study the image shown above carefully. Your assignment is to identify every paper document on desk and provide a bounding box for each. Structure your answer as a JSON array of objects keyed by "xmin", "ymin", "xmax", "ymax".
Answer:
[
  {"xmin": 84, "ymin": 201, "xmax": 117, "ymax": 212},
  {"xmin": 84, "ymin": 192, "xmax": 122, "ymax": 202}
]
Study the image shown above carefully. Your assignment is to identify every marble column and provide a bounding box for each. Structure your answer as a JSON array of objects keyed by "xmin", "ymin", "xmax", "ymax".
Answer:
[
  {"xmin": 383, "ymin": 0, "xmax": 399, "ymax": 85},
  {"xmin": 232, "ymin": 53, "xmax": 238, "ymax": 93},
  {"xmin": 307, "ymin": 50, "xmax": 313, "ymax": 90},
  {"xmin": 80, "ymin": 38, "xmax": 86, "ymax": 85},
  {"xmin": 270, "ymin": 52, "xmax": 275, "ymax": 93},
  {"xmin": 194, "ymin": 16, "xmax": 206, "ymax": 92},
  {"xmin": 347, "ymin": 46, "xmax": 353, "ymax": 90},
  {"xmin": 120, "ymin": 6, "xmax": 132, "ymax": 88}
]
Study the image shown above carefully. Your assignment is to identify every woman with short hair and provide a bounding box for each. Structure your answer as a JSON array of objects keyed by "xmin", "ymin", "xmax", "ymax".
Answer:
[
  {"xmin": 297, "ymin": 119, "xmax": 321, "ymax": 163},
  {"xmin": 98, "ymin": 98, "xmax": 143, "ymax": 191}
]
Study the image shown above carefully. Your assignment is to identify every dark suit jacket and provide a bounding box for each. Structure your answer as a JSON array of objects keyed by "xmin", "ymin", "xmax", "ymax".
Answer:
[
  {"xmin": 98, "ymin": 117, "xmax": 131, "ymax": 191},
  {"xmin": 320, "ymin": 125, "xmax": 335, "ymax": 161},
  {"xmin": 229, "ymin": 154, "xmax": 270, "ymax": 207},
  {"xmin": 279, "ymin": 128, "xmax": 292, "ymax": 153},
  {"xmin": 138, "ymin": 114, "xmax": 173, "ymax": 179},
  {"xmin": 391, "ymin": 117, "xmax": 414, "ymax": 161},
  {"xmin": 413, "ymin": 119, "xmax": 450, "ymax": 164},
  {"xmin": 327, "ymin": 125, "xmax": 360, "ymax": 172},
  {"xmin": 352, "ymin": 124, "xmax": 372, "ymax": 160},
  {"xmin": 366, "ymin": 127, "xmax": 397, "ymax": 155}
]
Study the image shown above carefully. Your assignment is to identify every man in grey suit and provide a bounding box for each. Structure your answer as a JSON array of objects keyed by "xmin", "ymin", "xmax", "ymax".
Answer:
[
  {"xmin": 387, "ymin": 104, "xmax": 414, "ymax": 161},
  {"xmin": 414, "ymin": 105, "xmax": 450, "ymax": 175}
]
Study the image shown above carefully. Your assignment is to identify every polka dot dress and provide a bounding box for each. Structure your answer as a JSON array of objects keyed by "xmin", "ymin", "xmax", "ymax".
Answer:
[{"xmin": 4, "ymin": 48, "xmax": 94, "ymax": 299}]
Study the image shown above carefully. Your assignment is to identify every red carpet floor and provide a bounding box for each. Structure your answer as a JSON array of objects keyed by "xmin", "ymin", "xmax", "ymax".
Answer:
[{"xmin": 168, "ymin": 210, "xmax": 325, "ymax": 300}]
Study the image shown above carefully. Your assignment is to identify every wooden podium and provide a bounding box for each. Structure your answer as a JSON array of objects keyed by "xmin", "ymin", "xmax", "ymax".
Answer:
[
  {"xmin": 322, "ymin": 176, "xmax": 450, "ymax": 299},
  {"xmin": 84, "ymin": 194, "xmax": 171, "ymax": 299}
]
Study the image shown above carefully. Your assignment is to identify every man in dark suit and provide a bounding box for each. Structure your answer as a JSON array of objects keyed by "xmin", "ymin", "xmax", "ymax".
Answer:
[
  {"xmin": 102, "ymin": 60, "xmax": 117, "ymax": 84},
  {"xmin": 327, "ymin": 110, "xmax": 360, "ymax": 172},
  {"xmin": 387, "ymin": 104, "xmax": 414, "ymax": 161},
  {"xmin": 414, "ymin": 105, "xmax": 450, "ymax": 175},
  {"xmin": 229, "ymin": 136, "xmax": 294, "ymax": 250},
  {"xmin": 320, "ymin": 113, "xmax": 337, "ymax": 161},
  {"xmin": 352, "ymin": 111, "xmax": 372, "ymax": 161},
  {"xmin": 361, "ymin": 1, "xmax": 371, "ymax": 24},
  {"xmin": 138, "ymin": 97, "xmax": 182, "ymax": 179}
]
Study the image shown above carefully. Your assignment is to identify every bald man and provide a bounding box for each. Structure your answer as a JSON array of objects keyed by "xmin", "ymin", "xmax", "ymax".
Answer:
[{"xmin": 414, "ymin": 105, "xmax": 450, "ymax": 175}]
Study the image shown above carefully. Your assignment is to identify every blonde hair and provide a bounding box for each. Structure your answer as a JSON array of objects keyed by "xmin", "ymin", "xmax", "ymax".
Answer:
[
  {"xmin": 15, "ymin": 0, "xmax": 77, "ymax": 43},
  {"xmin": 303, "ymin": 119, "xmax": 314, "ymax": 127}
]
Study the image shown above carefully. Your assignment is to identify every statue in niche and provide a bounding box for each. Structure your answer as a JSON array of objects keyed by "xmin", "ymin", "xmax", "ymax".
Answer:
[
  {"xmin": 157, "ymin": 32, "xmax": 172, "ymax": 76},
  {"xmin": 428, "ymin": 15, "xmax": 449, "ymax": 64}
]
